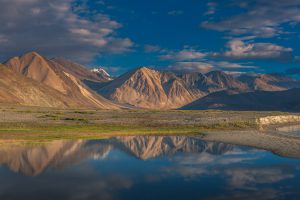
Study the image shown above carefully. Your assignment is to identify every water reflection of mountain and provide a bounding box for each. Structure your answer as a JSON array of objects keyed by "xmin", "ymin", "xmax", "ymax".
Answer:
[
  {"xmin": 0, "ymin": 136, "xmax": 234, "ymax": 176},
  {"xmin": 111, "ymin": 136, "xmax": 234, "ymax": 159}
]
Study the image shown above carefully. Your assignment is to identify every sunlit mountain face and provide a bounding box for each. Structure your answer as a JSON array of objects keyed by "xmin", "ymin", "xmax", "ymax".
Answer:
[
  {"xmin": 1, "ymin": 0, "xmax": 300, "ymax": 76},
  {"xmin": 0, "ymin": 136, "xmax": 300, "ymax": 200}
]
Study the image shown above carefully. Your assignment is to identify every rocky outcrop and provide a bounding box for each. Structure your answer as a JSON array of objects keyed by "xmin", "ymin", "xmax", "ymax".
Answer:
[{"xmin": 256, "ymin": 115, "xmax": 300, "ymax": 126}]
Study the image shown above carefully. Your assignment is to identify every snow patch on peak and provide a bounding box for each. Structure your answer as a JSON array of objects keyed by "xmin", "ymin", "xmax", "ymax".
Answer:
[{"xmin": 91, "ymin": 67, "xmax": 111, "ymax": 78}]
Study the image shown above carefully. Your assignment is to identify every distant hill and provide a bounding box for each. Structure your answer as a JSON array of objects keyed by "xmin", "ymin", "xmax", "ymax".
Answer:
[
  {"xmin": 238, "ymin": 73, "xmax": 300, "ymax": 91},
  {"xmin": 181, "ymin": 88, "xmax": 300, "ymax": 111}
]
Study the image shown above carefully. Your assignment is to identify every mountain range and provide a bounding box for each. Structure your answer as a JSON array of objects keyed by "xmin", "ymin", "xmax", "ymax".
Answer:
[{"xmin": 1, "ymin": 51, "xmax": 300, "ymax": 111}]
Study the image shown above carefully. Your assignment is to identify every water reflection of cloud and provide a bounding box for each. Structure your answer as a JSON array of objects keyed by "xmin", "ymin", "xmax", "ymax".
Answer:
[
  {"xmin": 0, "ymin": 163, "xmax": 133, "ymax": 200},
  {"xmin": 161, "ymin": 147, "xmax": 296, "ymax": 199},
  {"xmin": 173, "ymin": 151, "xmax": 260, "ymax": 166},
  {"xmin": 225, "ymin": 168, "xmax": 294, "ymax": 189},
  {"xmin": 0, "ymin": 136, "xmax": 299, "ymax": 200}
]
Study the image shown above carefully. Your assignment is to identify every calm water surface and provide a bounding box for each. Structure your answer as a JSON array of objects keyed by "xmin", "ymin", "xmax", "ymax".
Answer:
[{"xmin": 0, "ymin": 136, "xmax": 300, "ymax": 200}]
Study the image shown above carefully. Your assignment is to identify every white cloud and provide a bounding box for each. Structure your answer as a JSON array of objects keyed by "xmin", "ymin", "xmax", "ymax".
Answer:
[
  {"xmin": 202, "ymin": 0, "xmax": 300, "ymax": 38},
  {"xmin": 0, "ymin": 0, "xmax": 133, "ymax": 63},
  {"xmin": 168, "ymin": 60, "xmax": 256, "ymax": 73},
  {"xmin": 216, "ymin": 39, "xmax": 294, "ymax": 60},
  {"xmin": 168, "ymin": 62, "xmax": 214, "ymax": 73},
  {"xmin": 160, "ymin": 49, "xmax": 206, "ymax": 61}
]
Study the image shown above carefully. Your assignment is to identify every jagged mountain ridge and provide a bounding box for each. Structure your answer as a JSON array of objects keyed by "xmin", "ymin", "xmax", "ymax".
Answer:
[
  {"xmin": 92, "ymin": 67, "xmax": 300, "ymax": 109},
  {"xmin": 94, "ymin": 67, "xmax": 250, "ymax": 109},
  {"xmin": 97, "ymin": 67, "xmax": 203, "ymax": 108},
  {"xmin": 3, "ymin": 52, "xmax": 119, "ymax": 109}
]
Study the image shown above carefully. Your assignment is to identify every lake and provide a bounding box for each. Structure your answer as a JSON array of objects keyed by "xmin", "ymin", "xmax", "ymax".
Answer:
[{"xmin": 0, "ymin": 136, "xmax": 300, "ymax": 200}]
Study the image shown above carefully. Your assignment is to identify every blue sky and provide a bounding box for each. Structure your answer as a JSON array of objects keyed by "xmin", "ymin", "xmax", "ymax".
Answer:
[{"xmin": 1, "ymin": 0, "xmax": 300, "ymax": 75}]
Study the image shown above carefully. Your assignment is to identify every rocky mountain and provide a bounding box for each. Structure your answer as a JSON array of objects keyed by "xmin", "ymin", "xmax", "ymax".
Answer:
[
  {"xmin": 3, "ymin": 52, "xmax": 119, "ymax": 109},
  {"xmin": 94, "ymin": 67, "xmax": 202, "ymax": 109},
  {"xmin": 181, "ymin": 88, "xmax": 300, "ymax": 111},
  {"xmin": 0, "ymin": 64, "xmax": 86, "ymax": 107},
  {"xmin": 92, "ymin": 67, "xmax": 249, "ymax": 109},
  {"xmin": 0, "ymin": 136, "xmax": 233, "ymax": 176},
  {"xmin": 238, "ymin": 73, "xmax": 300, "ymax": 91},
  {"xmin": 206, "ymin": 71, "xmax": 248, "ymax": 92}
]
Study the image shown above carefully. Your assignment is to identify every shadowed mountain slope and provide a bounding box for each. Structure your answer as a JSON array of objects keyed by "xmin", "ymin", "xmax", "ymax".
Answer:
[
  {"xmin": 181, "ymin": 88, "xmax": 300, "ymax": 111},
  {"xmin": 51, "ymin": 58, "xmax": 111, "ymax": 82}
]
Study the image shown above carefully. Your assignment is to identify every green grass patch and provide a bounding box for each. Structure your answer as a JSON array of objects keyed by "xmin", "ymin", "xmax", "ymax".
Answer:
[{"xmin": 0, "ymin": 120, "xmax": 258, "ymax": 141}]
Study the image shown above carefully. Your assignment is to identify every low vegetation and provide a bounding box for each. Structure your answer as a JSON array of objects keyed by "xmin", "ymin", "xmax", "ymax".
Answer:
[{"xmin": 0, "ymin": 106, "xmax": 295, "ymax": 141}]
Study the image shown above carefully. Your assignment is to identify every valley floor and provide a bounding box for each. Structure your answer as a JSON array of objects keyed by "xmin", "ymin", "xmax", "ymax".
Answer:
[
  {"xmin": 0, "ymin": 105, "xmax": 297, "ymax": 137},
  {"xmin": 1, "ymin": 105, "xmax": 300, "ymax": 158}
]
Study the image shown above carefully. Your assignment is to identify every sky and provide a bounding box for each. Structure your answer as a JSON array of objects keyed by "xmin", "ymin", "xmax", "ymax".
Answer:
[{"xmin": 1, "ymin": 0, "xmax": 300, "ymax": 76}]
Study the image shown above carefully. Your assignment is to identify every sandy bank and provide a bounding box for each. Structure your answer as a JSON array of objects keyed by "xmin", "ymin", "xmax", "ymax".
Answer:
[{"xmin": 201, "ymin": 130, "xmax": 300, "ymax": 158}]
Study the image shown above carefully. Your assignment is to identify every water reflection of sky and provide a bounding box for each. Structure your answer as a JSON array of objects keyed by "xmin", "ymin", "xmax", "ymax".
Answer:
[{"xmin": 0, "ymin": 136, "xmax": 300, "ymax": 200}]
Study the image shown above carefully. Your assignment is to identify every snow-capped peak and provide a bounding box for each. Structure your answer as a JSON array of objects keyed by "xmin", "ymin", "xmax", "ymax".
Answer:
[{"xmin": 91, "ymin": 67, "xmax": 111, "ymax": 77}]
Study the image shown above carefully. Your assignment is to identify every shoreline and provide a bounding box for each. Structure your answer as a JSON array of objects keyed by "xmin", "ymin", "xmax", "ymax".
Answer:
[{"xmin": 0, "ymin": 107, "xmax": 299, "ymax": 159}]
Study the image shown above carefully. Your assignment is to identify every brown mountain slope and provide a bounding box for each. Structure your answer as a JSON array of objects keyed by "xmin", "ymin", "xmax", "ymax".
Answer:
[
  {"xmin": 0, "ymin": 64, "xmax": 81, "ymax": 107},
  {"xmin": 94, "ymin": 67, "xmax": 249, "ymax": 109},
  {"xmin": 181, "ymin": 88, "xmax": 300, "ymax": 111},
  {"xmin": 206, "ymin": 71, "xmax": 249, "ymax": 92},
  {"xmin": 97, "ymin": 67, "xmax": 206, "ymax": 109},
  {"xmin": 4, "ymin": 52, "xmax": 119, "ymax": 109},
  {"xmin": 5, "ymin": 52, "xmax": 67, "ymax": 93}
]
